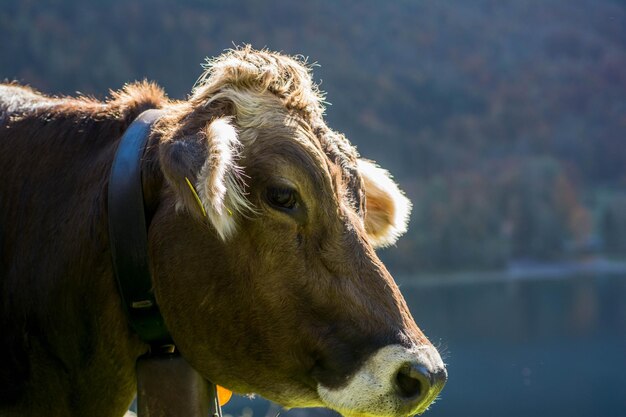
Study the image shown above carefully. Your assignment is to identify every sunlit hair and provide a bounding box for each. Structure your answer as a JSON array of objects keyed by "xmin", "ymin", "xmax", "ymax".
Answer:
[{"xmin": 190, "ymin": 45, "xmax": 326, "ymax": 122}]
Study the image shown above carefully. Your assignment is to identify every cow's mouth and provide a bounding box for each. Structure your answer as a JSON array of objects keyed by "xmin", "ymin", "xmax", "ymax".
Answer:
[{"xmin": 314, "ymin": 344, "xmax": 447, "ymax": 417}]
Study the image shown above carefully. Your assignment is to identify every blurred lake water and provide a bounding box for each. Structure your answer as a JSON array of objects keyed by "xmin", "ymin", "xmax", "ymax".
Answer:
[{"xmin": 223, "ymin": 272, "xmax": 626, "ymax": 417}]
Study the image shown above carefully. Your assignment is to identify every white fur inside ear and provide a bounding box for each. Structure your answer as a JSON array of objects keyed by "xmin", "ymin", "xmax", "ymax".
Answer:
[
  {"xmin": 196, "ymin": 117, "xmax": 252, "ymax": 240},
  {"xmin": 357, "ymin": 159, "xmax": 412, "ymax": 248}
]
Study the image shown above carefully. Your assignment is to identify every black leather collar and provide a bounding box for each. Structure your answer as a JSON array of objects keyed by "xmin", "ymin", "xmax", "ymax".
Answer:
[{"xmin": 108, "ymin": 109, "xmax": 172, "ymax": 347}]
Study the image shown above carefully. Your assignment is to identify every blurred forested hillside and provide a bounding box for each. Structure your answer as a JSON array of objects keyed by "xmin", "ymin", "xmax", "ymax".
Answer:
[{"xmin": 2, "ymin": 0, "xmax": 626, "ymax": 273}]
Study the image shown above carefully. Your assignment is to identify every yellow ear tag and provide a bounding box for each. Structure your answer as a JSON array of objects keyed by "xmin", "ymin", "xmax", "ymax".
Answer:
[
  {"xmin": 184, "ymin": 177, "xmax": 207, "ymax": 218},
  {"xmin": 217, "ymin": 385, "xmax": 232, "ymax": 406}
]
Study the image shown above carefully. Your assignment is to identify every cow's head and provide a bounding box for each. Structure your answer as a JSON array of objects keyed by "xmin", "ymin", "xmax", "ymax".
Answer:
[{"xmin": 149, "ymin": 47, "xmax": 446, "ymax": 417}]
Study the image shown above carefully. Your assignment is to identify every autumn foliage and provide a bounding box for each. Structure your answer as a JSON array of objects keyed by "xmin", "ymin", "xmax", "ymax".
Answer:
[{"xmin": 2, "ymin": 0, "xmax": 625, "ymax": 271}]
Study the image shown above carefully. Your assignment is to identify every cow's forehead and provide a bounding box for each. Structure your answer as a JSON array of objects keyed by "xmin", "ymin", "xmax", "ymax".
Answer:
[
  {"xmin": 196, "ymin": 81, "xmax": 363, "ymax": 212},
  {"xmin": 239, "ymin": 111, "xmax": 364, "ymax": 214}
]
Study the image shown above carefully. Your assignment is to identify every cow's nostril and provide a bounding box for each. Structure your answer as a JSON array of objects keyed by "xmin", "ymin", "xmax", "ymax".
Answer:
[{"xmin": 394, "ymin": 363, "xmax": 430, "ymax": 400}]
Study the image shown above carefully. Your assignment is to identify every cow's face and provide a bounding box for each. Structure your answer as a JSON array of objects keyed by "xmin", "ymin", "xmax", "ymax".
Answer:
[{"xmin": 149, "ymin": 48, "xmax": 446, "ymax": 417}]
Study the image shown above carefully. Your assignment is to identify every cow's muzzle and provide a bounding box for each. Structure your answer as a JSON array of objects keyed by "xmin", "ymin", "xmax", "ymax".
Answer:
[{"xmin": 317, "ymin": 344, "xmax": 446, "ymax": 417}]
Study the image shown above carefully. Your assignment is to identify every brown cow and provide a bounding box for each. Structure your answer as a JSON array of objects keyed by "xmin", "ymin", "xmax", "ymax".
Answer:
[{"xmin": 0, "ymin": 47, "xmax": 446, "ymax": 417}]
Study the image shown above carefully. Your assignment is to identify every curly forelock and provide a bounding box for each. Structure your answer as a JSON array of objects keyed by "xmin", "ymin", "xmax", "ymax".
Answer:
[{"xmin": 190, "ymin": 45, "xmax": 325, "ymax": 120}]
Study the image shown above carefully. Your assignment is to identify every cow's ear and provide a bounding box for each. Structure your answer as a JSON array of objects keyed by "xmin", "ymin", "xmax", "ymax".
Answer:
[
  {"xmin": 159, "ymin": 117, "xmax": 251, "ymax": 239},
  {"xmin": 357, "ymin": 159, "xmax": 412, "ymax": 248}
]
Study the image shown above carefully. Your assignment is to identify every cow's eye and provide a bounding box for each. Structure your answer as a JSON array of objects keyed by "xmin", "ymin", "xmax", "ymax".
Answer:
[{"xmin": 266, "ymin": 186, "xmax": 298, "ymax": 210}]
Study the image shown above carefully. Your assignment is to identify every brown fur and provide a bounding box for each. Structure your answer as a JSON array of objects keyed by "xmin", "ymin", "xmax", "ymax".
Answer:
[
  {"xmin": 0, "ymin": 82, "xmax": 168, "ymax": 416},
  {"xmin": 0, "ymin": 48, "xmax": 429, "ymax": 417}
]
